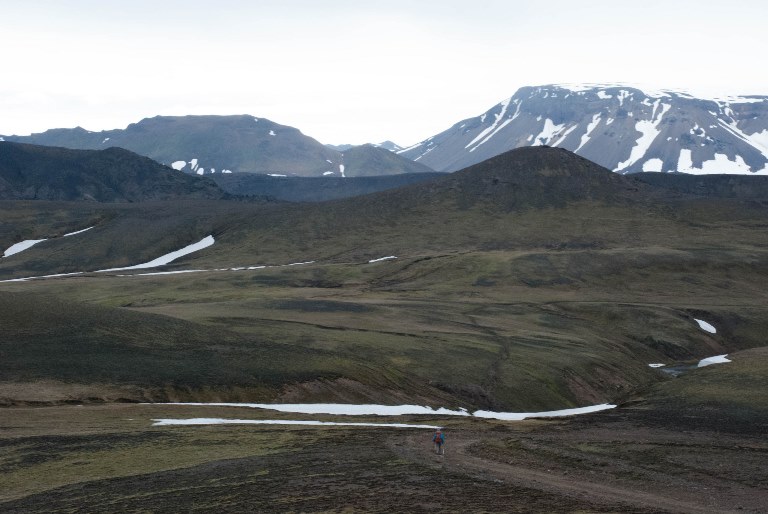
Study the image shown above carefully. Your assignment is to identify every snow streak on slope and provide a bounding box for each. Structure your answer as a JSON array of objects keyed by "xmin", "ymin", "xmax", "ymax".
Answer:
[
  {"xmin": 97, "ymin": 235, "xmax": 215, "ymax": 272},
  {"xmin": 465, "ymin": 97, "xmax": 514, "ymax": 152},
  {"xmin": 616, "ymin": 101, "xmax": 671, "ymax": 171},
  {"xmin": 575, "ymin": 113, "xmax": 602, "ymax": 152}
]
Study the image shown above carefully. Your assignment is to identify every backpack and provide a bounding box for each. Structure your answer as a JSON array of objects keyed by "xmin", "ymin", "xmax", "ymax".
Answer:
[{"xmin": 434, "ymin": 431, "xmax": 443, "ymax": 444}]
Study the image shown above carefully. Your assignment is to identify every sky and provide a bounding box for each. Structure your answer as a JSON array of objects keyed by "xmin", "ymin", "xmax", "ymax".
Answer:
[{"xmin": 1, "ymin": 0, "xmax": 765, "ymax": 146}]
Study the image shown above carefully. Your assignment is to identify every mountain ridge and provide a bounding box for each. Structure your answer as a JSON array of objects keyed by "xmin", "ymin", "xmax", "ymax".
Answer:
[
  {"xmin": 2, "ymin": 115, "xmax": 430, "ymax": 178},
  {"xmin": 398, "ymin": 84, "xmax": 768, "ymax": 175}
]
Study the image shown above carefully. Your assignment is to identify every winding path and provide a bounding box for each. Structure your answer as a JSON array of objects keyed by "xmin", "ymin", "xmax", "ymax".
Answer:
[{"xmin": 391, "ymin": 433, "xmax": 717, "ymax": 514}]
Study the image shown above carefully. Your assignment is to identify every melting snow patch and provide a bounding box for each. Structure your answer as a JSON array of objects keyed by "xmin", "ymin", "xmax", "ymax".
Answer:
[
  {"xmin": 694, "ymin": 318, "xmax": 717, "ymax": 333},
  {"xmin": 269, "ymin": 130, "xmax": 276, "ymax": 136},
  {"xmin": 368, "ymin": 256, "xmax": 397, "ymax": 263},
  {"xmin": 160, "ymin": 403, "xmax": 470, "ymax": 416},
  {"xmin": 3, "ymin": 239, "xmax": 47, "ymax": 258},
  {"xmin": 189, "ymin": 158, "xmax": 198, "ymax": 171},
  {"xmin": 155, "ymin": 402, "xmax": 615, "ymax": 421},
  {"xmin": 596, "ymin": 91, "xmax": 612, "ymax": 100},
  {"xmin": 339, "ymin": 164, "xmax": 345, "ymax": 178},
  {"xmin": 323, "ymin": 171, "xmax": 334, "ymax": 176},
  {"xmin": 152, "ymin": 419, "xmax": 441, "ymax": 429},
  {"xmin": 196, "ymin": 169, "xmax": 204, "ymax": 176},
  {"xmin": 648, "ymin": 363, "xmax": 666, "ymax": 368},
  {"xmin": 171, "ymin": 161, "xmax": 187, "ymax": 171},
  {"xmin": 97, "ymin": 235, "xmax": 215, "ymax": 273},
  {"xmin": 697, "ymin": 354, "xmax": 731, "ymax": 367},
  {"xmin": 268, "ymin": 174, "xmax": 287, "ymax": 177},
  {"xmin": 222, "ymin": 169, "xmax": 232, "ymax": 174},
  {"xmin": 102, "ymin": 137, "xmax": 110, "ymax": 144}
]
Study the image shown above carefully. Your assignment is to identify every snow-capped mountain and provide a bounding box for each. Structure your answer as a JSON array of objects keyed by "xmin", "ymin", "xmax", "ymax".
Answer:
[{"xmin": 398, "ymin": 85, "xmax": 768, "ymax": 175}]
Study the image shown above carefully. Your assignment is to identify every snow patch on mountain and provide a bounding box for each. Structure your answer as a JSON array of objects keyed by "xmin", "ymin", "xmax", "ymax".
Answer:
[
  {"xmin": 532, "ymin": 119, "xmax": 566, "ymax": 146},
  {"xmin": 616, "ymin": 101, "xmax": 671, "ymax": 171}
]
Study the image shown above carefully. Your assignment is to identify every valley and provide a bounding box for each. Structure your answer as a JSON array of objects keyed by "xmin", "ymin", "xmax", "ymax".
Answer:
[{"xmin": 1, "ymin": 147, "xmax": 767, "ymax": 512}]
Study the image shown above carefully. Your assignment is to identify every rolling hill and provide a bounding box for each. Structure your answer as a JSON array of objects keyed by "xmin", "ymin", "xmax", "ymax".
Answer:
[
  {"xmin": 2, "ymin": 147, "xmax": 767, "ymax": 413},
  {"xmin": 0, "ymin": 141, "xmax": 225, "ymax": 202}
]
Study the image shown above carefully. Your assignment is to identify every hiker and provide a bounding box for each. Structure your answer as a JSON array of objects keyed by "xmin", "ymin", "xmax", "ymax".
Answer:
[{"xmin": 432, "ymin": 428, "xmax": 445, "ymax": 455}]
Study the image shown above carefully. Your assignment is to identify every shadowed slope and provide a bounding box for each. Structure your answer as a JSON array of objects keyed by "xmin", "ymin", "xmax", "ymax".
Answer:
[{"xmin": 0, "ymin": 142, "xmax": 225, "ymax": 202}]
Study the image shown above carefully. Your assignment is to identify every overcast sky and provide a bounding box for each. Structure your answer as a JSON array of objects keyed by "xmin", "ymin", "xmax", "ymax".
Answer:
[{"xmin": 1, "ymin": 0, "xmax": 765, "ymax": 146}]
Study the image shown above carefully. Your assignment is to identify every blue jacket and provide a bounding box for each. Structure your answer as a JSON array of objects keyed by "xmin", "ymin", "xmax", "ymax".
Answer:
[{"xmin": 432, "ymin": 431, "xmax": 445, "ymax": 444}]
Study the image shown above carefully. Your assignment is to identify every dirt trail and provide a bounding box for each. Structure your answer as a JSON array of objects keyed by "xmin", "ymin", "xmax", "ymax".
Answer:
[{"xmin": 392, "ymin": 433, "xmax": 719, "ymax": 514}]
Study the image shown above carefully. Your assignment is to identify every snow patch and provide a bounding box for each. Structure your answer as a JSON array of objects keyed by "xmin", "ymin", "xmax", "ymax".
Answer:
[
  {"xmin": 596, "ymin": 91, "xmax": 612, "ymax": 100},
  {"xmin": 747, "ymin": 129, "xmax": 768, "ymax": 152},
  {"xmin": 268, "ymin": 174, "xmax": 287, "ymax": 177},
  {"xmin": 153, "ymin": 419, "xmax": 441, "ymax": 429},
  {"xmin": 697, "ymin": 354, "xmax": 731, "ymax": 367},
  {"xmin": 642, "ymin": 158, "xmax": 664, "ymax": 172},
  {"xmin": 694, "ymin": 318, "xmax": 717, "ymax": 333},
  {"xmin": 648, "ymin": 363, "xmax": 666, "ymax": 368},
  {"xmin": 616, "ymin": 102, "xmax": 670, "ymax": 171},
  {"xmin": 63, "ymin": 226, "xmax": 94, "ymax": 237},
  {"xmin": 531, "ymin": 119, "xmax": 566, "ymax": 146},
  {"xmin": 339, "ymin": 164, "xmax": 345, "ymax": 178},
  {"xmin": 368, "ymin": 256, "xmax": 397, "ymax": 263},
  {"xmin": 473, "ymin": 404, "xmax": 616, "ymax": 421},
  {"xmin": 465, "ymin": 97, "xmax": 513, "ymax": 152},
  {"xmin": 97, "ymin": 235, "xmax": 215, "ymax": 273},
  {"xmin": 101, "ymin": 137, "xmax": 110, "ymax": 144},
  {"xmin": 575, "ymin": 113, "xmax": 601, "ymax": 152},
  {"xmin": 551, "ymin": 124, "xmax": 578, "ymax": 147},
  {"xmin": 155, "ymin": 402, "xmax": 616, "ymax": 421},
  {"xmin": 171, "ymin": 161, "xmax": 187, "ymax": 171},
  {"xmin": 678, "ymin": 152, "xmax": 758, "ymax": 175},
  {"xmin": 269, "ymin": 130, "xmax": 276, "ymax": 136},
  {"xmin": 3, "ymin": 239, "xmax": 47, "ymax": 258},
  {"xmin": 189, "ymin": 158, "xmax": 198, "ymax": 171},
  {"xmin": 196, "ymin": 169, "xmax": 204, "ymax": 176},
  {"xmin": 222, "ymin": 169, "xmax": 232, "ymax": 174},
  {"xmin": 323, "ymin": 171, "xmax": 334, "ymax": 176}
]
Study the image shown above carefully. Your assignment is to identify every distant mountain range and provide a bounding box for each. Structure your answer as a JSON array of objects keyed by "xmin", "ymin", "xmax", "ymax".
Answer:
[
  {"xmin": 0, "ymin": 141, "xmax": 225, "ymax": 202},
  {"xmin": 1, "ymin": 115, "xmax": 429, "ymax": 178},
  {"xmin": 326, "ymin": 141, "xmax": 403, "ymax": 152},
  {"xmin": 3, "ymin": 85, "xmax": 766, "ymax": 178},
  {"xmin": 397, "ymin": 84, "xmax": 768, "ymax": 175}
]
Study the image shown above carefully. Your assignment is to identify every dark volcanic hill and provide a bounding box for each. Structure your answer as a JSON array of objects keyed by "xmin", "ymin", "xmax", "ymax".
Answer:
[
  {"xmin": 398, "ymin": 84, "xmax": 768, "ymax": 174},
  {"xmin": 0, "ymin": 141, "xmax": 225, "ymax": 202},
  {"xmin": 2, "ymin": 116, "xmax": 431, "ymax": 177}
]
